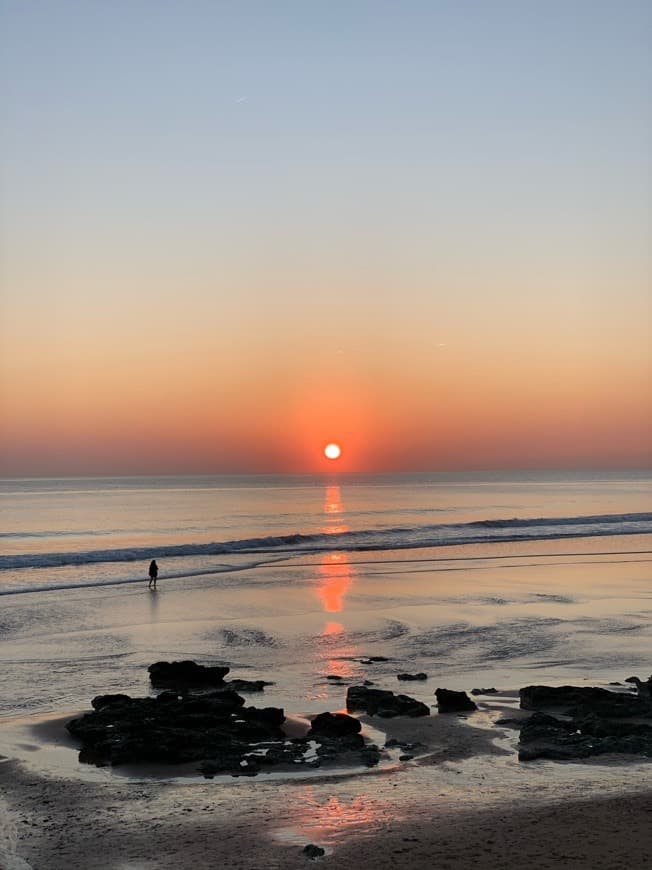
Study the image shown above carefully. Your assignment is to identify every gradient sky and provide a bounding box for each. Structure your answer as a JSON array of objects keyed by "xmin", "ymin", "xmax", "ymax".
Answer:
[{"xmin": 1, "ymin": 0, "xmax": 650, "ymax": 475}]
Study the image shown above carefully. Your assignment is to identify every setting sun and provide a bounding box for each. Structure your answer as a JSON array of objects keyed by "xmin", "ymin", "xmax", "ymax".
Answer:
[{"xmin": 324, "ymin": 443, "xmax": 341, "ymax": 460}]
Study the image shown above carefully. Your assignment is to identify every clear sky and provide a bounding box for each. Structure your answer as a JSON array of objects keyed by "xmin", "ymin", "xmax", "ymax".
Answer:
[{"xmin": 1, "ymin": 0, "xmax": 650, "ymax": 475}]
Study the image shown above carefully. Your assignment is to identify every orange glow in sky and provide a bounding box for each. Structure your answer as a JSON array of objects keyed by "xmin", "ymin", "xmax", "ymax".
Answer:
[{"xmin": 1, "ymin": 4, "xmax": 650, "ymax": 477}]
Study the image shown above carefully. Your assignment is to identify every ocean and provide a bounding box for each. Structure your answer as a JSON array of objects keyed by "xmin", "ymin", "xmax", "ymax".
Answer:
[{"xmin": 1, "ymin": 470, "xmax": 651, "ymax": 725}]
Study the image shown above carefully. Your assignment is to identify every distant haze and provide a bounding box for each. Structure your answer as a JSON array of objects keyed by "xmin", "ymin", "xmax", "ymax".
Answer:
[{"xmin": 1, "ymin": 1, "xmax": 650, "ymax": 476}]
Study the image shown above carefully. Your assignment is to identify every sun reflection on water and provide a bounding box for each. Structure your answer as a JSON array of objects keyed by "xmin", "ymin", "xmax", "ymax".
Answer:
[
  {"xmin": 315, "ymin": 485, "xmax": 360, "ymax": 681},
  {"xmin": 318, "ymin": 485, "xmax": 353, "ymax": 614}
]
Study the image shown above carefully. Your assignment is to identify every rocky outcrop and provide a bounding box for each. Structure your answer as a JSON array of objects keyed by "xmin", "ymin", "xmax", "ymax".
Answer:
[
  {"xmin": 435, "ymin": 688, "xmax": 477, "ymax": 713},
  {"xmin": 520, "ymin": 685, "xmax": 652, "ymax": 718},
  {"xmin": 308, "ymin": 712, "xmax": 361, "ymax": 739},
  {"xmin": 91, "ymin": 693, "xmax": 132, "ymax": 710},
  {"xmin": 68, "ymin": 664, "xmax": 380, "ymax": 775},
  {"xmin": 397, "ymin": 673, "xmax": 427, "ymax": 681},
  {"xmin": 519, "ymin": 711, "xmax": 652, "ymax": 761},
  {"xmin": 346, "ymin": 686, "xmax": 429, "ymax": 718},
  {"xmin": 625, "ymin": 675, "xmax": 652, "ymax": 699},
  {"xmin": 148, "ymin": 660, "xmax": 230, "ymax": 688},
  {"xmin": 225, "ymin": 679, "xmax": 272, "ymax": 693},
  {"xmin": 518, "ymin": 682, "xmax": 652, "ymax": 761}
]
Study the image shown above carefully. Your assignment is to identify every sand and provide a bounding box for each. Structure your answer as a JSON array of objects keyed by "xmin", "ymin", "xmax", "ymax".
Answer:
[{"xmin": 1, "ymin": 707, "xmax": 651, "ymax": 870}]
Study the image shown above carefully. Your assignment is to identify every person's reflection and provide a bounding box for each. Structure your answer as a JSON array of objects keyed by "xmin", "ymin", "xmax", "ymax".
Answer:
[{"xmin": 148, "ymin": 586, "xmax": 160, "ymax": 622}]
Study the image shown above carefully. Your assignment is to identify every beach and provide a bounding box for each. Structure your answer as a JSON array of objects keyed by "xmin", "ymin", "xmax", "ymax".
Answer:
[
  {"xmin": 1, "ymin": 473, "xmax": 651, "ymax": 868},
  {"xmin": 2, "ymin": 710, "xmax": 652, "ymax": 869}
]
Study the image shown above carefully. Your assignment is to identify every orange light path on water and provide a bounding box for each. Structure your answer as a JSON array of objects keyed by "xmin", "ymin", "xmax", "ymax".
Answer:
[{"xmin": 315, "ymin": 484, "xmax": 358, "ymax": 680}]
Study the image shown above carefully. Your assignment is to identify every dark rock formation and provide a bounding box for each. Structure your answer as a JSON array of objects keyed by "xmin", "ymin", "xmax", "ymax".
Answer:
[
  {"xmin": 435, "ymin": 688, "xmax": 477, "ymax": 713},
  {"xmin": 303, "ymin": 844, "xmax": 325, "ymax": 859},
  {"xmin": 520, "ymin": 685, "xmax": 652, "ymax": 718},
  {"xmin": 91, "ymin": 694, "xmax": 132, "ymax": 710},
  {"xmin": 308, "ymin": 712, "xmax": 361, "ymax": 739},
  {"xmin": 397, "ymin": 673, "xmax": 428, "ymax": 681},
  {"xmin": 68, "ymin": 664, "xmax": 381, "ymax": 775},
  {"xmin": 148, "ymin": 660, "xmax": 230, "ymax": 688},
  {"xmin": 625, "ymin": 675, "xmax": 652, "ymax": 699},
  {"xmin": 518, "ymin": 682, "xmax": 652, "ymax": 761},
  {"xmin": 519, "ymin": 711, "xmax": 652, "ymax": 761},
  {"xmin": 225, "ymin": 679, "xmax": 271, "ymax": 693},
  {"xmin": 471, "ymin": 687, "xmax": 498, "ymax": 696},
  {"xmin": 360, "ymin": 656, "xmax": 389, "ymax": 664},
  {"xmin": 346, "ymin": 685, "xmax": 429, "ymax": 718}
]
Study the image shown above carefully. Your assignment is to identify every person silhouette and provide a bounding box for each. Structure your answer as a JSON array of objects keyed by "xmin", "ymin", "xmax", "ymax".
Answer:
[{"xmin": 148, "ymin": 559, "xmax": 158, "ymax": 589}]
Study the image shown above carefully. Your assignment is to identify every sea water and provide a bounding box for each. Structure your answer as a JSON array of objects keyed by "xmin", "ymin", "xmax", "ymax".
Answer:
[{"xmin": 0, "ymin": 470, "xmax": 651, "ymax": 721}]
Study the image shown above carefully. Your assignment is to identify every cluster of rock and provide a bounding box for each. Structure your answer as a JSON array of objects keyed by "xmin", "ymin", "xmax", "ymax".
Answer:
[
  {"xmin": 66, "ymin": 661, "xmax": 381, "ymax": 775},
  {"xmin": 346, "ymin": 685, "xmax": 430, "ymax": 717},
  {"xmin": 148, "ymin": 660, "xmax": 271, "ymax": 693},
  {"xmin": 67, "ymin": 659, "xmax": 490, "ymax": 775},
  {"xmin": 517, "ymin": 678, "xmax": 652, "ymax": 761},
  {"xmin": 345, "ymin": 684, "xmax": 477, "ymax": 716}
]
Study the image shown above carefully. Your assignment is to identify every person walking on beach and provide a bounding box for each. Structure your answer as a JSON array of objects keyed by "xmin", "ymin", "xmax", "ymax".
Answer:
[{"xmin": 148, "ymin": 559, "xmax": 158, "ymax": 589}]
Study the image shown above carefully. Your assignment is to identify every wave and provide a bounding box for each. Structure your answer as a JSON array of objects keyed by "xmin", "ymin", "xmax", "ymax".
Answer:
[{"xmin": 1, "ymin": 512, "xmax": 651, "ymax": 571}]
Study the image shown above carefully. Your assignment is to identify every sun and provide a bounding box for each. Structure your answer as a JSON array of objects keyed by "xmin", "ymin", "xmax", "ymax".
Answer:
[{"xmin": 324, "ymin": 443, "xmax": 342, "ymax": 460}]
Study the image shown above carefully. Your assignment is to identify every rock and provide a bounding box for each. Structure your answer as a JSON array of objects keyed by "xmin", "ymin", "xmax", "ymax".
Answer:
[
  {"xmin": 471, "ymin": 687, "xmax": 498, "ymax": 696},
  {"xmin": 518, "ymin": 682, "xmax": 652, "ymax": 761},
  {"xmin": 91, "ymin": 694, "xmax": 132, "ymax": 710},
  {"xmin": 360, "ymin": 745, "xmax": 381, "ymax": 766},
  {"xmin": 225, "ymin": 679, "xmax": 271, "ymax": 693},
  {"xmin": 148, "ymin": 660, "xmax": 230, "ymax": 687},
  {"xmin": 625, "ymin": 675, "xmax": 652, "ymax": 698},
  {"xmin": 346, "ymin": 685, "xmax": 429, "ymax": 718},
  {"xmin": 519, "ymin": 711, "xmax": 652, "ymax": 761},
  {"xmin": 303, "ymin": 844, "xmax": 325, "ymax": 859},
  {"xmin": 326, "ymin": 675, "xmax": 343, "ymax": 681},
  {"xmin": 308, "ymin": 712, "xmax": 361, "ymax": 739},
  {"xmin": 397, "ymin": 673, "xmax": 427, "ymax": 681},
  {"xmin": 435, "ymin": 688, "xmax": 477, "ymax": 713},
  {"xmin": 399, "ymin": 753, "xmax": 414, "ymax": 761},
  {"xmin": 520, "ymin": 685, "xmax": 652, "ymax": 718},
  {"xmin": 360, "ymin": 656, "xmax": 389, "ymax": 664}
]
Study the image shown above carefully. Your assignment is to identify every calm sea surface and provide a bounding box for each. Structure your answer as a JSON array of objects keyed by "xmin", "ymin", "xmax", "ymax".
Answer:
[{"xmin": 1, "ymin": 470, "xmax": 651, "ymax": 594}]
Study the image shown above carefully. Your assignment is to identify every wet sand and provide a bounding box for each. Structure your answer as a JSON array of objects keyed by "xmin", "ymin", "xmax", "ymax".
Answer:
[{"xmin": 2, "ymin": 706, "xmax": 651, "ymax": 869}]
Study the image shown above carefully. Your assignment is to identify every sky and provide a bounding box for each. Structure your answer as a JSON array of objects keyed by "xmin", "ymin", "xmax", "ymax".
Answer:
[{"xmin": 1, "ymin": 0, "xmax": 650, "ymax": 476}]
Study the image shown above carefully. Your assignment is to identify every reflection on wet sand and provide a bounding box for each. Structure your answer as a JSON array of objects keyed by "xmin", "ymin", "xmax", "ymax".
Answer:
[
  {"xmin": 274, "ymin": 785, "xmax": 387, "ymax": 848},
  {"xmin": 317, "ymin": 621, "xmax": 358, "ymax": 680},
  {"xmin": 318, "ymin": 553, "xmax": 352, "ymax": 613}
]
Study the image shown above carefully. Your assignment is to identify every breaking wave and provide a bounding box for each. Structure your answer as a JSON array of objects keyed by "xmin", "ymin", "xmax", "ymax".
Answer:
[{"xmin": 2, "ymin": 511, "xmax": 651, "ymax": 571}]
